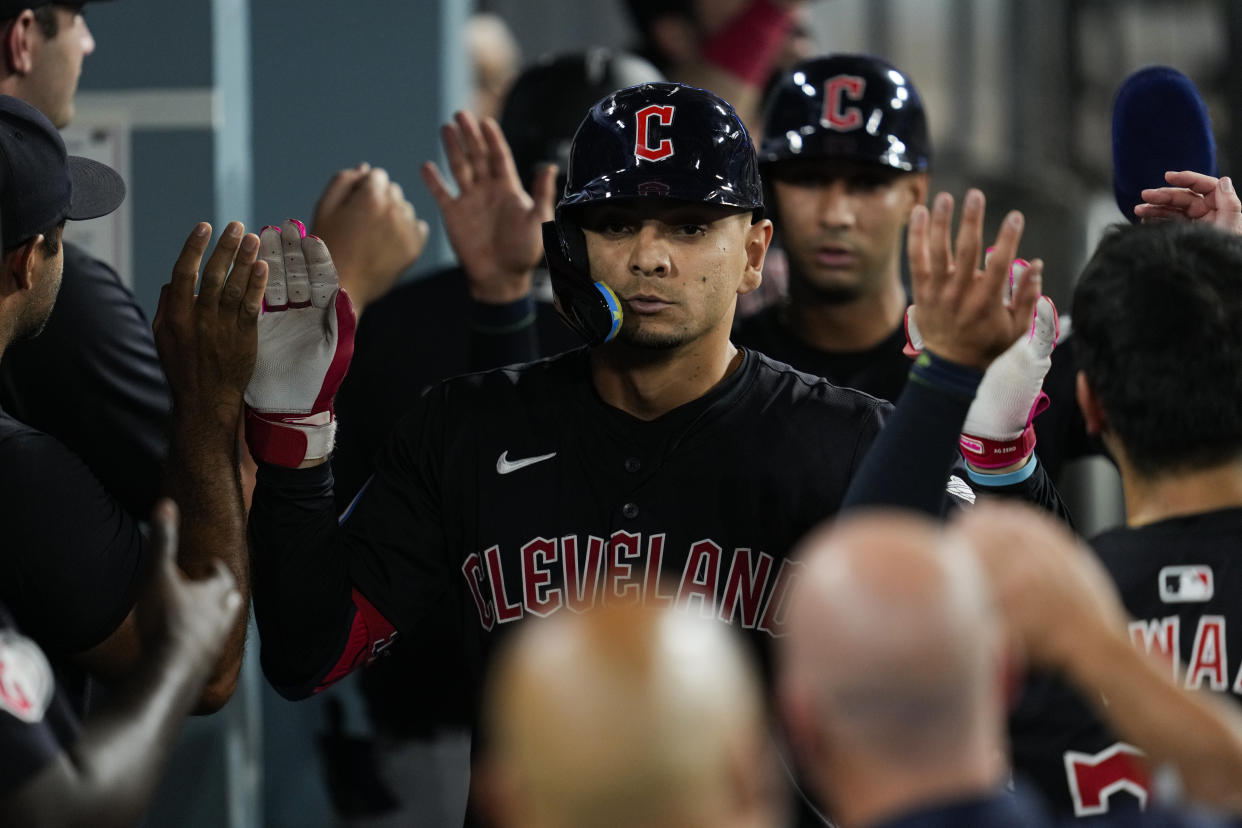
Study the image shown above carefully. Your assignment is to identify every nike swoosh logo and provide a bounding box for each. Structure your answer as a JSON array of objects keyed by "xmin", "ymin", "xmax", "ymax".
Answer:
[{"xmin": 496, "ymin": 450, "xmax": 557, "ymax": 475}]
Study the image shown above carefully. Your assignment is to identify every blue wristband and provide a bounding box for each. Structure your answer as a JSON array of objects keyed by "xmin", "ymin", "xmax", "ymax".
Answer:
[{"xmin": 967, "ymin": 454, "xmax": 1038, "ymax": 487}]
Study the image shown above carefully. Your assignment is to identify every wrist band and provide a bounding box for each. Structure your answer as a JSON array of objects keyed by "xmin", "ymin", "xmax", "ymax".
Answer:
[
  {"xmin": 907, "ymin": 349, "xmax": 984, "ymax": 402},
  {"xmin": 470, "ymin": 294, "xmax": 537, "ymax": 335},
  {"xmin": 701, "ymin": 0, "xmax": 795, "ymax": 86},
  {"xmin": 967, "ymin": 453, "xmax": 1038, "ymax": 487}
]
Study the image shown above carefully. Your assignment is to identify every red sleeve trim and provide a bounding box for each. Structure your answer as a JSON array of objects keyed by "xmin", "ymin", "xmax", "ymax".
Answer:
[{"xmin": 312, "ymin": 587, "xmax": 398, "ymax": 693}]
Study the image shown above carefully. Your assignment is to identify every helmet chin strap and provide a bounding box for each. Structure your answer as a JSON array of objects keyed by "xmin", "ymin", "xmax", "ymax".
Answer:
[{"xmin": 541, "ymin": 220, "xmax": 623, "ymax": 347}]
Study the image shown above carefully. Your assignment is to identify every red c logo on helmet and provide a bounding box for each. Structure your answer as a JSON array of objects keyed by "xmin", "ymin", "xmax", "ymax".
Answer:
[
  {"xmin": 823, "ymin": 75, "xmax": 866, "ymax": 131},
  {"xmin": 635, "ymin": 105, "xmax": 675, "ymax": 162}
]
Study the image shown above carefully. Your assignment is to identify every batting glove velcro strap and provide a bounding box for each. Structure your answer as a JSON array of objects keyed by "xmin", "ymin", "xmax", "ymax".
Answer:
[
  {"xmin": 245, "ymin": 410, "xmax": 337, "ymax": 468},
  {"xmin": 244, "ymin": 220, "xmax": 356, "ymax": 468}
]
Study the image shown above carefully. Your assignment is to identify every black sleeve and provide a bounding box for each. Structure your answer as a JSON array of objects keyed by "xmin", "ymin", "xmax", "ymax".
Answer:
[
  {"xmin": 250, "ymin": 388, "xmax": 452, "ymax": 698},
  {"xmin": 0, "ymin": 429, "xmax": 149, "ymax": 655},
  {"xmin": 249, "ymin": 462, "xmax": 355, "ymax": 698},
  {"xmin": 842, "ymin": 354, "xmax": 981, "ymax": 515},
  {"xmin": 468, "ymin": 295, "xmax": 539, "ymax": 371},
  {"xmin": 0, "ymin": 245, "xmax": 170, "ymax": 519}
]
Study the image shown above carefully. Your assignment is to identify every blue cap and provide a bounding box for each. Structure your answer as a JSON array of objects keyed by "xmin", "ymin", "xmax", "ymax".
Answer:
[
  {"xmin": 0, "ymin": 94, "xmax": 125, "ymax": 249},
  {"xmin": 1112, "ymin": 66, "xmax": 1217, "ymax": 223}
]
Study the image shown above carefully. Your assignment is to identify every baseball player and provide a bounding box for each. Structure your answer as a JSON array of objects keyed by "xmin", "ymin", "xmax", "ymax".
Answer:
[
  {"xmin": 1009, "ymin": 184, "xmax": 1242, "ymax": 818},
  {"xmin": 245, "ymin": 81, "xmax": 1059, "ymax": 824},
  {"xmin": 737, "ymin": 54, "xmax": 1098, "ymax": 483}
]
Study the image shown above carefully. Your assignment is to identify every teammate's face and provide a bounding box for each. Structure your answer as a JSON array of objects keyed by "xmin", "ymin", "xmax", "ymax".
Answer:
[
  {"xmin": 771, "ymin": 160, "xmax": 927, "ymax": 303},
  {"xmin": 581, "ymin": 201, "xmax": 769, "ymax": 350},
  {"xmin": 24, "ymin": 5, "xmax": 95, "ymax": 129}
]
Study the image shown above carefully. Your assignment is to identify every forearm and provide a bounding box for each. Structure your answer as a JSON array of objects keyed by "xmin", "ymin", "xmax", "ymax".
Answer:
[
  {"xmin": 1066, "ymin": 630, "xmax": 1242, "ymax": 812},
  {"xmin": 0, "ymin": 642, "xmax": 211, "ymax": 828},
  {"xmin": 250, "ymin": 462, "xmax": 358, "ymax": 698},
  {"xmin": 843, "ymin": 352, "xmax": 980, "ymax": 515},
  {"xmin": 164, "ymin": 406, "xmax": 248, "ymax": 710}
]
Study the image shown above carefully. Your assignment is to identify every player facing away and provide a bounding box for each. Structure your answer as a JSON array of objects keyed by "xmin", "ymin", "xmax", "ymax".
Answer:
[{"xmin": 246, "ymin": 81, "xmax": 1059, "ymax": 823}]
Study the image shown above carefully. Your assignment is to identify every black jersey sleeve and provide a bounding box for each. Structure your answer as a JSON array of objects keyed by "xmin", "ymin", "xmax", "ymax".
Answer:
[
  {"xmin": 0, "ymin": 245, "xmax": 170, "ymax": 519},
  {"xmin": 250, "ymin": 386, "xmax": 454, "ymax": 698},
  {"xmin": 0, "ymin": 426, "xmax": 149, "ymax": 655},
  {"xmin": 249, "ymin": 461, "xmax": 358, "ymax": 698},
  {"xmin": 469, "ymin": 295, "xmax": 539, "ymax": 372},
  {"xmin": 841, "ymin": 355, "xmax": 980, "ymax": 515}
]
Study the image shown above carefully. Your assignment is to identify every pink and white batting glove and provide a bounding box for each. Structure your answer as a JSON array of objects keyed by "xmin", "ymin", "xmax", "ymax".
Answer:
[
  {"xmin": 244, "ymin": 219, "xmax": 356, "ymax": 468},
  {"xmin": 905, "ymin": 255, "xmax": 1060, "ymax": 469}
]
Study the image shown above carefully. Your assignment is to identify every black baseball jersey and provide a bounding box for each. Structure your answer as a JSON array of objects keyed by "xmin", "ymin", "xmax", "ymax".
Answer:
[
  {"xmin": 0, "ymin": 405, "xmax": 150, "ymax": 716},
  {"xmin": 254, "ymin": 348, "xmax": 885, "ymax": 702},
  {"xmin": 1010, "ymin": 507, "xmax": 1242, "ymax": 819},
  {"xmin": 0, "ymin": 601, "xmax": 81, "ymax": 797},
  {"xmin": 733, "ymin": 305, "xmax": 1102, "ymax": 482}
]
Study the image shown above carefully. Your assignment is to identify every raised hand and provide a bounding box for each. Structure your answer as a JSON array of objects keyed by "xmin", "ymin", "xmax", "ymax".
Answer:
[
  {"xmin": 1135, "ymin": 170, "xmax": 1242, "ymax": 235},
  {"xmin": 906, "ymin": 189, "xmax": 1043, "ymax": 371},
  {"xmin": 153, "ymin": 221, "xmax": 268, "ymax": 427},
  {"xmin": 312, "ymin": 163, "xmax": 430, "ymax": 316},
  {"xmin": 244, "ymin": 219, "xmax": 356, "ymax": 468},
  {"xmin": 421, "ymin": 110, "xmax": 558, "ymax": 304}
]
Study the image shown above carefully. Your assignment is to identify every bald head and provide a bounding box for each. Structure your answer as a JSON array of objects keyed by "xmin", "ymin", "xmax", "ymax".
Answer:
[
  {"xmin": 484, "ymin": 604, "xmax": 779, "ymax": 828},
  {"xmin": 779, "ymin": 510, "xmax": 1007, "ymax": 814}
]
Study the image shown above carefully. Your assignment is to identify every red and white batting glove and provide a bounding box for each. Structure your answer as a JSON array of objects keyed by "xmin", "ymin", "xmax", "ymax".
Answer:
[
  {"xmin": 905, "ymin": 255, "xmax": 1060, "ymax": 469},
  {"xmin": 244, "ymin": 219, "xmax": 356, "ymax": 468}
]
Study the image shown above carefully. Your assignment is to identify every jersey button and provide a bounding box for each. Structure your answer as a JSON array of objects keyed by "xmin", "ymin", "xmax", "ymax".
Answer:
[
  {"xmin": 624, "ymin": 457, "xmax": 642, "ymax": 473},
  {"xmin": 622, "ymin": 502, "xmax": 639, "ymax": 519}
]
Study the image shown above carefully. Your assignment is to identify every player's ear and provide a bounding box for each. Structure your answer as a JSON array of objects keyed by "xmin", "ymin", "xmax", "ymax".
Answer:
[
  {"xmin": 1075, "ymin": 371, "xmax": 1108, "ymax": 435},
  {"xmin": 738, "ymin": 217, "xmax": 773, "ymax": 296},
  {"xmin": 0, "ymin": 236, "xmax": 42, "ymax": 296},
  {"xmin": 3, "ymin": 10, "xmax": 38, "ymax": 75},
  {"xmin": 903, "ymin": 172, "xmax": 930, "ymax": 216}
]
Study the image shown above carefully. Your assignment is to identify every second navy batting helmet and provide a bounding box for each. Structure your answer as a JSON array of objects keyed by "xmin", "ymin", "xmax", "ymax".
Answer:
[
  {"xmin": 760, "ymin": 54, "xmax": 931, "ymax": 173},
  {"xmin": 500, "ymin": 48, "xmax": 665, "ymax": 192},
  {"xmin": 543, "ymin": 82, "xmax": 763, "ymax": 345}
]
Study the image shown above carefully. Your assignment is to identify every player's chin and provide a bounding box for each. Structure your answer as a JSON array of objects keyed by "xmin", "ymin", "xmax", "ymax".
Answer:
[{"xmin": 617, "ymin": 322, "xmax": 690, "ymax": 350}]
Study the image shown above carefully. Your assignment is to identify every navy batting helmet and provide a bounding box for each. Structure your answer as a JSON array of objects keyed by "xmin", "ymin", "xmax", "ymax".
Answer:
[
  {"xmin": 544, "ymin": 82, "xmax": 763, "ymax": 345},
  {"xmin": 760, "ymin": 54, "xmax": 931, "ymax": 173}
]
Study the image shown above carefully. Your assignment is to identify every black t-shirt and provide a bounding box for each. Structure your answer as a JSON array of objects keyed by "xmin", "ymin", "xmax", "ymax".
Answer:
[
  {"xmin": 734, "ymin": 304, "xmax": 912, "ymax": 404},
  {"xmin": 0, "ymin": 407, "xmax": 149, "ymax": 715},
  {"xmin": 733, "ymin": 304, "xmax": 1100, "ymax": 482},
  {"xmin": 0, "ymin": 242, "xmax": 171, "ymax": 519},
  {"xmin": 1010, "ymin": 508, "xmax": 1242, "ymax": 819},
  {"xmin": 0, "ymin": 602, "xmax": 81, "ymax": 797}
]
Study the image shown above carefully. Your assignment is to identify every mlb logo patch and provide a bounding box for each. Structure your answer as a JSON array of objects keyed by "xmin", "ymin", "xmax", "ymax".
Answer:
[{"xmin": 1158, "ymin": 565, "xmax": 1213, "ymax": 603}]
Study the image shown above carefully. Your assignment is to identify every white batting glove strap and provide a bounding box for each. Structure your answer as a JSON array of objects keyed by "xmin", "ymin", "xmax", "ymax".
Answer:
[{"xmin": 245, "ymin": 410, "xmax": 337, "ymax": 467}]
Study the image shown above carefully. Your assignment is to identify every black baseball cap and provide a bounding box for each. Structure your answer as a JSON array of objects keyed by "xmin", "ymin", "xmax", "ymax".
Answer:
[
  {"xmin": 0, "ymin": 1, "xmax": 113, "ymax": 19},
  {"xmin": 0, "ymin": 94, "xmax": 125, "ymax": 250}
]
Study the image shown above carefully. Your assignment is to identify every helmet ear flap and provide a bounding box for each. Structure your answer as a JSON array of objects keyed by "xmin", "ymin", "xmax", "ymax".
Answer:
[{"xmin": 542, "ymin": 220, "xmax": 623, "ymax": 346}]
